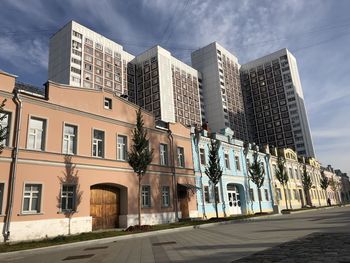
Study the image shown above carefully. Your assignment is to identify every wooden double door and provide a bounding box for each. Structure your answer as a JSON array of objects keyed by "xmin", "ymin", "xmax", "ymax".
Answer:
[{"xmin": 90, "ymin": 185, "xmax": 120, "ymax": 230}]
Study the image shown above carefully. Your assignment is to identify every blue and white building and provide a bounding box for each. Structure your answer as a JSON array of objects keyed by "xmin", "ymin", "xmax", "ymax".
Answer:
[{"xmin": 191, "ymin": 127, "xmax": 274, "ymax": 218}]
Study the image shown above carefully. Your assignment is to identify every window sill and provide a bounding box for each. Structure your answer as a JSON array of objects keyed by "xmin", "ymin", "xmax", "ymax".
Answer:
[
  {"xmin": 141, "ymin": 206, "xmax": 152, "ymax": 209},
  {"xmin": 18, "ymin": 212, "xmax": 44, "ymax": 216},
  {"xmin": 57, "ymin": 210, "xmax": 78, "ymax": 214}
]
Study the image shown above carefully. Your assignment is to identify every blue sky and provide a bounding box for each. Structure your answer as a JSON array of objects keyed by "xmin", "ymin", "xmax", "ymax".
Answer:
[{"xmin": 0, "ymin": 0, "xmax": 349, "ymax": 174}]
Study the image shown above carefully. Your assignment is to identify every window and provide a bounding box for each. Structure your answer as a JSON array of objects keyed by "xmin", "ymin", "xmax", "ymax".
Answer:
[
  {"xmin": 141, "ymin": 185, "xmax": 151, "ymax": 207},
  {"xmin": 104, "ymin": 98, "xmax": 112, "ymax": 110},
  {"xmin": 117, "ymin": 135, "xmax": 127, "ymax": 161},
  {"xmin": 249, "ymin": 188, "xmax": 255, "ymax": 201},
  {"xmin": 177, "ymin": 147, "xmax": 185, "ymax": 167},
  {"xmin": 200, "ymin": 148, "xmax": 206, "ymax": 165},
  {"xmin": 214, "ymin": 186, "xmax": 220, "ymax": 203},
  {"xmin": 204, "ymin": 186, "xmax": 210, "ymax": 203},
  {"xmin": 63, "ymin": 124, "xmax": 77, "ymax": 154},
  {"xmin": 258, "ymin": 189, "xmax": 262, "ymax": 201},
  {"xmin": 0, "ymin": 183, "xmax": 4, "ymax": 214},
  {"xmin": 235, "ymin": 156, "xmax": 241, "ymax": 171},
  {"xmin": 224, "ymin": 153, "xmax": 230, "ymax": 169},
  {"xmin": 92, "ymin": 129, "xmax": 104, "ymax": 157},
  {"xmin": 61, "ymin": 184, "xmax": 76, "ymax": 211},
  {"xmin": 276, "ymin": 188, "xmax": 282, "ymax": 200},
  {"xmin": 289, "ymin": 168, "xmax": 293, "ymax": 179},
  {"xmin": 27, "ymin": 117, "xmax": 46, "ymax": 150},
  {"xmin": 160, "ymin": 144, "xmax": 168, "ymax": 165},
  {"xmin": 264, "ymin": 189, "xmax": 269, "ymax": 201},
  {"xmin": 0, "ymin": 111, "xmax": 10, "ymax": 146},
  {"xmin": 22, "ymin": 184, "xmax": 42, "ymax": 213},
  {"xmin": 161, "ymin": 186, "xmax": 170, "ymax": 207}
]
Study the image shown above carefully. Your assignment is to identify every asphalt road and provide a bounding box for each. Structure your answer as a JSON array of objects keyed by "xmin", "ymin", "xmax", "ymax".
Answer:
[{"xmin": 1, "ymin": 206, "xmax": 350, "ymax": 263}]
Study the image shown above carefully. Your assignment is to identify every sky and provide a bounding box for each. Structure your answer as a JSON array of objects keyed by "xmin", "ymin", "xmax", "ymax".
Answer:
[{"xmin": 0, "ymin": 0, "xmax": 349, "ymax": 174}]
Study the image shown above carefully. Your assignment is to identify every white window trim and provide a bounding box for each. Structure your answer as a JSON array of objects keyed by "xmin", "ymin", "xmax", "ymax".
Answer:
[
  {"xmin": 26, "ymin": 115, "xmax": 48, "ymax": 151},
  {"xmin": 60, "ymin": 184, "xmax": 77, "ymax": 212},
  {"xmin": 160, "ymin": 143, "xmax": 168, "ymax": 166},
  {"xmin": 20, "ymin": 182, "xmax": 44, "ymax": 215},
  {"xmin": 104, "ymin": 97, "xmax": 112, "ymax": 110},
  {"xmin": 91, "ymin": 128, "xmax": 105, "ymax": 158},
  {"xmin": 177, "ymin": 147, "xmax": 185, "ymax": 168},
  {"xmin": 141, "ymin": 185, "xmax": 151, "ymax": 208},
  {"xmin": 116, "ymin": 133, "xmax": 128, "ymax": 161},
  {"xmin": 161, "ymin": 185, "xmax": 170, "ymax": 208},
  {"xmin": 62, "ymin": 122, "xmax": 79, "ymax": 155}
]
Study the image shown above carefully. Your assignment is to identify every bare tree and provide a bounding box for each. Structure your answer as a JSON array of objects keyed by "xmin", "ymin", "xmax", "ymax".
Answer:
[{"xmin": 57, "ymin": 155, "xmax": 83, "ymax": 235}]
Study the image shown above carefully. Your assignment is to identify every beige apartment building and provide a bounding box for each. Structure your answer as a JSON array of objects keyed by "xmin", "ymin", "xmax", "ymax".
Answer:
[
  {"xmin": 0, "ymin": 70, "xmax": 197, "ymax": 242},
  {"xmin": 270, "ymin": 148, "xmax": 326, "ymax": 211}
]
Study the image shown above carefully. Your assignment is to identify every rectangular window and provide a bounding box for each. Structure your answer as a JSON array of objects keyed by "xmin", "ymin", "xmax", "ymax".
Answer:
[
  {"xmin": 23, "ymin": 184, "xmax": 42, "ymax": 213},
  {"xmin": 177, "ymin": 147, "xmax": 185, "ymax": 167},
  {"xmin": 235, "ymin": 156, "xmax": 241, "ymax": 171},
  {"xmin": 289, "ymin": 168, "xmax": 293, "ymax": 179},
  {"xmin": 204, "ymin": 186, "xmax": 210, "ymax": 203},
  {"xmin": 161, "ymin": 186, "xmax": 170, "ymax": 207},
  {"xmin": 104, "ymin": 98, "xmax": 112, "ymax": 109},
  {"xmin": 27, "ymin": 117, "xmax": 46, "ymax": 150},
  {"xmin": 276, "ymin": 188, "xmax": 282, "ymax": 200},
  {"xmin": 258, "ymin": 189, "xmax": 262, "ymax": 201},
  {"xmin": 264, "ymin": 189, "xmax": 269, "ymax": 201},
  {"xmin": 224, "ymin": 153, "xmax": 230, "ymax": 169},
  {"xmin": 0, "ymin": 112, "xmax": 11, "ymax": 146},
  {"xmin": 63, "ymin": 124, "xmax": 77, "ymax": 154},
  {"xmin": 200, "ymin": 148, "xmax": 206, "ymax": 165},
  {"xmin": 117, "ymin": 135, "xmax": 127, "ymax": 161},
  {"xmin": 214, "ymin": 186, "xmax": 220, "ymax": 203},
  {"xmin": 92, "ymin": 129, "xmax": 104, "ymax": 158},
  {"xmin": 0, "ymin": 183, "xmax": 4, "ymax": 214},
  {"xmin": 141, "ymin": 185, "xmax": 151, "ymax": 207},
  {"xmin": 61, "ymin": 184, "xmax": 76, "ymax": 211},
  {"xmin": 249, "ymin": 188, "xmax": 255, "ymax": 201},
  {"xmin": 160, "ymin": 144, "xmax": 168, "ymax": 165}
]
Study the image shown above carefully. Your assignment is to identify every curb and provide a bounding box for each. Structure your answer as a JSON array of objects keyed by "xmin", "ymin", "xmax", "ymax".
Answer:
[
  {"xmin": 0, "ymin": 213, "xmax": 283, "ymax": 257},
  {"xmin": 281, "ymin": 204, "xmax": 350, "ymax": 215}
]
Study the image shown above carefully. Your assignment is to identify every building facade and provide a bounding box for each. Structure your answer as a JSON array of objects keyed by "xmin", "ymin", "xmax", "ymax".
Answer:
[
  {"xmin": 191, "ymin": 42, "xmax": 248, "ymax": 141},
  {"xmin": 49, "ymin": 21, "xmax": 202, "ymax": 128},
  {"xmin": 49, "ymin": 21, "xmax": 136, "ymax": 100},
  {"xmin": 132, "ymin": 46, "xmax": 202, "ymax": 126},
  {"xmin": 241, "ymin": 49, "xmax": 315, "ymax": 157},
  {"xmin": 0, "ymin": 71, "xmax": 198, "ymax": 242},
  {"xmin": 191, "ymin": 128, "xmax": 273, "ymax": 218}
]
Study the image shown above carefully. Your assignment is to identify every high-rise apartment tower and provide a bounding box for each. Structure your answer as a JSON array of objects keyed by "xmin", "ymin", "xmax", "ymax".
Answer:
[{"xmin": 241, "ymin": 48, "xmax": 315, "ymax": 157}]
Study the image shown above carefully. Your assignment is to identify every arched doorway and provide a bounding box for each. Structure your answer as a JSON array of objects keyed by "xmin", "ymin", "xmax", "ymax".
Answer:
[
  {"xmin": 90, "ymin": 184, "xmax": 120, "ymax": 230},
  {"xmin": 227, "ymin": 184, "xmax": 242, "ymax": 215}
]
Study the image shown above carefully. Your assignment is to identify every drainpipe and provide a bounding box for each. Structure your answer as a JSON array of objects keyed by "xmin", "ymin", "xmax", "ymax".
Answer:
[
  {"xmin": 265, "ymin": 152, "xmax": 275, "ymax": 211},
  {"xmin": 3, "ymin": 90, "xmax": 22, "ymax": 242},
  {"xmin": 167, "ymin": 129, "xmax": 179, "ymax": 222},
  {"xmin": 194, "ymin": 127, "xmax": 206, "ymax": 219}
]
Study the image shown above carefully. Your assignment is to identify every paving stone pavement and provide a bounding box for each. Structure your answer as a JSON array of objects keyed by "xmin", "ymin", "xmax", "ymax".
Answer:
[
  {"xmin": 1, "ymin": 206, "xmax": 350, "ymax": 263},
  {"xmin": 233, "ymin": 233, "xmax": 350, "ymax": 263}
]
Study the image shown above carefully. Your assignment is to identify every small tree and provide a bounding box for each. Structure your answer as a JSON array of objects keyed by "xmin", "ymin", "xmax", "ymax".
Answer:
[
  {"xmin": 274, "ymin": 156, "xmax": 289, "ymax": 210},
  {"xmin": 0, "ymin": 99, "xmax": 8, "ymax": 154},
  {"xmin": 205, "ymin": 139, "xmax": 223, "ymax": 218},
  {"xmin": 320, "ymin": 171, "xmax": 329, "ymax": 200},
  {"xmin": 57, "ymin": 155, "xmax": 83, "ymax": 235},
  {"xmin": 302, "ymin": 165, "xmax": 313, "ymax": 206},
  {"xmin": 128, "ymin": 108, "xmax": 153, "ymax": 226},
  {"xmin": 248, "ymin": 152, "xmax": 265, "ymax": 213},
  {"xmin": 329, "ymin": 176, "xmax": 340, "ymax": 204}
]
